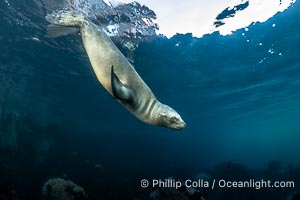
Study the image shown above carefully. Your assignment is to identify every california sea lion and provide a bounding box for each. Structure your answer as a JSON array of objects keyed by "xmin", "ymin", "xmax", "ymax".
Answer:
[{"xmin": 45, "ymin": 10, "xmax": 186, "ymax": 130}]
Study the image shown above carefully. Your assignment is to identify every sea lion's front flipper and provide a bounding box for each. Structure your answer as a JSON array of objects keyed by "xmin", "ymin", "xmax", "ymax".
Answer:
[{"xmin": 111, "ymin": 66, "xmax": 136, "ymax": 106}]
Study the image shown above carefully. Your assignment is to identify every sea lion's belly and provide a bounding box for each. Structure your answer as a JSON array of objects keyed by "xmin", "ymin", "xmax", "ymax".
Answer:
[{"xmin": 79, "ymin": 23, "xmax": 156, "ymax": 119}]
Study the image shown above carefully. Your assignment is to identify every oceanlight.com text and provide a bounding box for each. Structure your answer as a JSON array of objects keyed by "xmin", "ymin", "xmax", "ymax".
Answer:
[{"xmin": 140, "ymin": 179, "xmax": 295, "ymax": 190}]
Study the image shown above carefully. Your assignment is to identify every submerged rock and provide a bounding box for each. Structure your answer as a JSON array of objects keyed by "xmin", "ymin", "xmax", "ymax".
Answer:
[
  {"xmin": 42, "ymin": 178, "xmax": 87, "ymax": 200},
  {"xmin": 148, "ymin": 183, "xmax": 207, "ymax": 200}
]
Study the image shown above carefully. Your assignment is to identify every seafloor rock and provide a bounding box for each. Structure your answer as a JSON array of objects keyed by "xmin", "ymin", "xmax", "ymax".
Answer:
[
  {"xmin": 42, "ymin": 178, "xmax": 87, "ymax": 200},
  {"xmin": 148, "ymin": 184, "xmax": 206, "ymax": 200}
]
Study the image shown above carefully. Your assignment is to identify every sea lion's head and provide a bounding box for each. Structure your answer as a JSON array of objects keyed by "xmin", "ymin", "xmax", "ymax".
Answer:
[{"xmin": 158, "ymin": 104, "xmax": 186, "ymax": 130}]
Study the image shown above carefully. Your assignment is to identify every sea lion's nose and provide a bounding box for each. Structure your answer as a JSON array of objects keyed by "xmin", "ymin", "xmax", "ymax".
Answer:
[
  {"xmin": 175, "ymin": 121, "xmax": 186, "ymax": 130},
  {"xmin": 181, "ymin": 121, "xmax": 187, "ymax": 129}
]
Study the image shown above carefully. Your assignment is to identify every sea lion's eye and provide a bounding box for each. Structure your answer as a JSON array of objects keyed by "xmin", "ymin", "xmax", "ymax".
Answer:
[{"xmin": 170, "ymin": 117, "xmax": 177, "ymax": 122}]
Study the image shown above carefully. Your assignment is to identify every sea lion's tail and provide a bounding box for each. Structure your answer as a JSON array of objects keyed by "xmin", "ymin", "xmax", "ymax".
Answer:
[{"xmin": 45, "ymin": 9, "xmax": 86, "ymax": 38}]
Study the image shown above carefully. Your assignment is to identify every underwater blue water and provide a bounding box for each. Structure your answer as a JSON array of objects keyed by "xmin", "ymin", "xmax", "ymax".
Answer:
[{"xmin": 0, "ymin": 0, "xmax": 300, "ymax": 199}]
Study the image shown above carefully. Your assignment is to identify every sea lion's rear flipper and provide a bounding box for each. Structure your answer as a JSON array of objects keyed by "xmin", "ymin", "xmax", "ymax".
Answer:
[
  {"xmin": 111, "ymin": 65, "xmax": 136, "ymax": 106},
  {"xmin": 46, "ymin": 24, "xmax": 79, "ymax": 38},
  {"xmin": 45, "ymin": 10, "xmax": 86, "ymax": 27}
]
